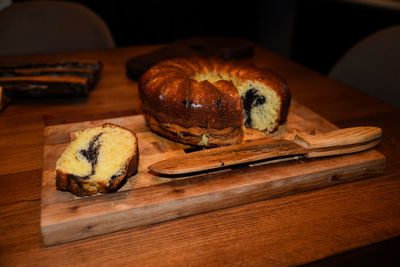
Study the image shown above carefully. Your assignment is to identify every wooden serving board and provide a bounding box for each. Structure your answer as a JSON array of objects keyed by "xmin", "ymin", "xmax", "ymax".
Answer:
[{"xmin": 40, "ymin": 102, "xmax": 386, "ymax": 246}]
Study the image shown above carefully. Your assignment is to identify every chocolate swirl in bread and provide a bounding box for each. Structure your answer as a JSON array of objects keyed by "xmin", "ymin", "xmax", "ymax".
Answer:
[{"xmin": 56, "ymin": 123, "xmax": 139, "ymax": 196}]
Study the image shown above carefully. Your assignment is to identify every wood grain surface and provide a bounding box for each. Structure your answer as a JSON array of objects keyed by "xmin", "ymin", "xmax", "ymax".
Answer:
[
  {"xmin": 151, "ymin": 126, "xmax": 382, "ymax": 174},
  {"xmin": 0, "ymin": 44, "xmax": 399, "ymax": 266},
  {"xmin": 40, "ymin": 107, "xmax": 385, "ymax": 245}
]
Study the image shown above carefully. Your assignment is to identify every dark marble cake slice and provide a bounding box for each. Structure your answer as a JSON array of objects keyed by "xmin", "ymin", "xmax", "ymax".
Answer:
[{"xmin": 0, "ymin": 60, "xmax": 102, "ymax": 98}]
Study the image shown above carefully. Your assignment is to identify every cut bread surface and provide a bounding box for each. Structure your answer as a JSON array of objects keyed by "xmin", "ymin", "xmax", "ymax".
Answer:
[
  {"xmin": 56, "ymin": 123, "xmax": 138, "ymax": 196},
  {"xmin": 193, "ymin": 72, "xmax": 281, "ymax": 132},
  {"xmin": 237, "ymin": 81, "xmax": 281, "ymax": 132}
]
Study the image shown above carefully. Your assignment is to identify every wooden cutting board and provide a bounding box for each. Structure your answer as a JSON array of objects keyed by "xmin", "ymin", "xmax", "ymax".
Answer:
[{"xmin": 40, "ymin": 102, "xmax": 386, "ymax": 246}]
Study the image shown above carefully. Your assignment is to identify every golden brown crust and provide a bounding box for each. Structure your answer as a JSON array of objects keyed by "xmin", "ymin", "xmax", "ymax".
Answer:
[
  {"xmin": 145, "ymin": 113, "xmax": 243, "ymax": 147},
  {"xmin": 55, "ymin": 123, "xmax": 139, "ymax": 196},
  {"xmin": 139, "ymin": 57, "xmax": 290, "ymax": 146}
]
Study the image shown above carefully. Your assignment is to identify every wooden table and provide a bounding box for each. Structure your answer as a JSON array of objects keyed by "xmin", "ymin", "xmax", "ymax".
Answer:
[{"xmin": 0, "ymin": 45, "xmax": 399, "ymax": 266}]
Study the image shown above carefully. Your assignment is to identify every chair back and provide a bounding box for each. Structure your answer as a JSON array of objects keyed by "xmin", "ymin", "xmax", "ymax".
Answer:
[
  {"xmin": 0, "ymin": 1, "xmax": 115, "ymax": 56},
  {"xmin": 329, "ymin": 25, "xmax": 400, "ymax": 108}
]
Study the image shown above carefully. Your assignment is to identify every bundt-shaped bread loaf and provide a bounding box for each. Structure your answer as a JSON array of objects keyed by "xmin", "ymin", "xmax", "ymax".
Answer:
[
  {"xmin": 138, "ymin": 57, "xmax": 290, "ymax": 146},
  {"xmin": 56, "ymin": 123, "xmax": 139, "ymax": 196}
]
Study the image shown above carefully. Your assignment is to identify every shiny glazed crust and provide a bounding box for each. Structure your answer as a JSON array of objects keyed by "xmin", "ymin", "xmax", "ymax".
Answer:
[
  {"xmin": 138, "ymin": 57, "xmax": 290, "ymax": 146},
  {"xmin": 55, "ymin": 124, "xmax": 139, "ymax": 196}
]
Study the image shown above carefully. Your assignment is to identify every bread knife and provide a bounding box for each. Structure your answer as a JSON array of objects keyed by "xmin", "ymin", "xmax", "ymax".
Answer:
[{"xmin": 148, "ymin": 127, "xmax": 382, "ymax": 175}]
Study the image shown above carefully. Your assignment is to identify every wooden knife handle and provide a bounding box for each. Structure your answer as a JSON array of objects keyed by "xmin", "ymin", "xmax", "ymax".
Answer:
[
  {"xmin": 294, "ymin": 126, "xmax": 382, "ymax": 158},
  {"xmin": 149, "ymin": 126, "xmax": 382, "ymax": 175}
]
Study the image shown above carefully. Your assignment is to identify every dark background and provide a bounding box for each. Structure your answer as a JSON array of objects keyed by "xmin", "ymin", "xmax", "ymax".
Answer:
[{"xmin": 14, "ymin": 0, "xmax": 400, "ymax": 75}]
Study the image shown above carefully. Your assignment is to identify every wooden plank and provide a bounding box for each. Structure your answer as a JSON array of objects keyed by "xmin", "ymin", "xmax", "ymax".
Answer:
[
  {"xmin": 41, "ymin": 150, "xmax": 385, "ymax": 246},
  {"xmin": 40, "ymin": 102, "xmax": 386, "ymax": 245}
]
